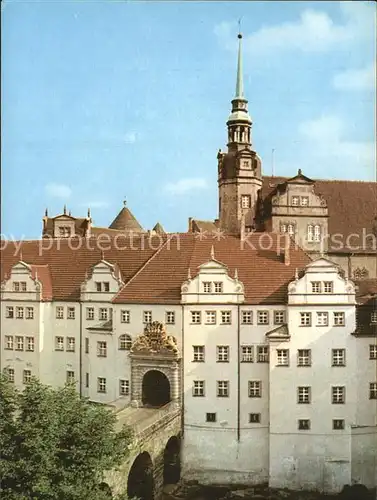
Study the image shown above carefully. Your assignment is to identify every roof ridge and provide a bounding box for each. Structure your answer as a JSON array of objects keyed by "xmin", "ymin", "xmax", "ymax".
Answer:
[{"xmin": 264, "ymin": 175, "xmax": 376, "ymax": 184}]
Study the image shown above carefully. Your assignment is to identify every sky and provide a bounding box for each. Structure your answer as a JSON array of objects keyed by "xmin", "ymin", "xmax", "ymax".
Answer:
[{"xmin": 2, "ymin": 0, "xmax": 376, "ymax": 239}]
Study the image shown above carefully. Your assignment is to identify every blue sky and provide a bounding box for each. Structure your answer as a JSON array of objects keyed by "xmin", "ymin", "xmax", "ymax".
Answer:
[{"xmin": 2, "ymin": 0, "xmax": 376, "ymax": 239}]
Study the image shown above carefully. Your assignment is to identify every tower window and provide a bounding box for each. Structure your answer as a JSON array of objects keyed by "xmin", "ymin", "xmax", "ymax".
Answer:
[
  {"xmin": 241, "ymin": 195, "xmax": 251, "ymax": 209},
  {"xmin": 242, "ymin": 160, "xmax": 250, "ymax": 169},
  {"xmin": 292, "ymin": 196, "xmax": 300, "ymax": 206}
]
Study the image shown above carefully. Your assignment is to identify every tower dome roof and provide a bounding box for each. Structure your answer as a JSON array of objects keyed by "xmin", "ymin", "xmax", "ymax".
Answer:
[{"xmin": 109, "ymin": 203, "xmax": 143, "ymax": 232}]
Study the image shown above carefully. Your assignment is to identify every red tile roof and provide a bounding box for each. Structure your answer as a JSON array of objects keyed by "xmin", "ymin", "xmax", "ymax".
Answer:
[{"xmin": 30, "ymin": 264, "xmax": 53, "ymax": 301}]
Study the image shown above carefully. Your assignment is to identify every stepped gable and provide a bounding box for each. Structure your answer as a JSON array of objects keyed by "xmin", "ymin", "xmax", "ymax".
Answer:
[
  {"xmin": 113, "ymin": 232, "xmax": 311, "ymax": 305},
  {"xmin": 261, "ymin": 176, "xmax": 377, "ymax": 253},
  {"xmin": 109, "ymin": 203, "xmax": 143, "ymax": 232}
]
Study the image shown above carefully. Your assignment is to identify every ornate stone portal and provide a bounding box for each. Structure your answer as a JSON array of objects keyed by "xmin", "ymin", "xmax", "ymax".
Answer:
[{"xmin": 130, "ymin": 321, "xmax": 181, "ymax": 407}]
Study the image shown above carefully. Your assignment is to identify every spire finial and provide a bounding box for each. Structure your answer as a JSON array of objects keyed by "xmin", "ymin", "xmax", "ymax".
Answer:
[
  {"xmin": 87, "ymin": 208, "xmax": 91, "ymax": 218},
  {"xmin": 123, "ymin": 198, "xmax": 127, "ymax": 207},
  {"xmin": 45, "ymin": 208, "xmax": 48, "ymax": 217},
  {"xmin": 63, "ymin": 204, "xmax": 67, "ymax": 215},
  {"xmin": 235, "ymin": 23, "xmax": 244, "ymax": 99},
  {"xmin": 234, "ymin": 268, "xmax": 238, "ymax": 280},
  {"xmin": 210, "ymin": 245, "xmax": 215, "ymax": 260},
  {"xmin": 187, "ymin": 267, "xmax": 191, "ymax": 280}
]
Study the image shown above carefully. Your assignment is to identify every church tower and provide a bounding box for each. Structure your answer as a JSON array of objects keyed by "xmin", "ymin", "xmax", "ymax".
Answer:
[{"xmin": 218, "ymin": 32, "xmax": 262, "ymax": 234}]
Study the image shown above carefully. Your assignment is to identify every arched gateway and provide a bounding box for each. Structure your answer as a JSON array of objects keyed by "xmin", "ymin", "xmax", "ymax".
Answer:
[{"xmin": 142, "ymin": 370, "xmax": 171, "ymax": 407}]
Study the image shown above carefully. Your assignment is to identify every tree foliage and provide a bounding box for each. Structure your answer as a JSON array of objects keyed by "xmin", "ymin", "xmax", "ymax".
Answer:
[{"xmin": 0, "ymin": 376, "xmax": 133, "ymax": 500}]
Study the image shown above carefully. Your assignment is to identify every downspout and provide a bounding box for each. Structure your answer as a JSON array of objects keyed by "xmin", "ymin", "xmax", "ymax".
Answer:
[
  {"xmin": 237, "ymin": 302, "xmax": 240, "ymax": 442},
  {"xmin": 181, "ymin": 303, "xmax": 185, "ymax": 437},
  {"xmin": 79, "ymin": 301, "xmax": 83, "ymax": 397}
]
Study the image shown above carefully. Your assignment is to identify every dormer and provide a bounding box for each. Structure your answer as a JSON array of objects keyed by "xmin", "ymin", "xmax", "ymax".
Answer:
[
  {"xmin": 80, "ymin": 259, "xmax": 124, "ymax": 302},
  {"xmin": 1, "ymin": 261, "xmax": 50, "ymax": 302},
  {"xmin": 288, "ymin": 257, "xmax": 356, "ymax": 306},
  {"xmin": 42, "ymin": 207, "xmax": 92, "ymax": 238}
]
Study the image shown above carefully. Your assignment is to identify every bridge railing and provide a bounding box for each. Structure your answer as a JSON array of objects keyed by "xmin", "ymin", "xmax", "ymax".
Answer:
[{"xmin": 134, "ymin": 402, "xmax": 181, "ymax": 441}]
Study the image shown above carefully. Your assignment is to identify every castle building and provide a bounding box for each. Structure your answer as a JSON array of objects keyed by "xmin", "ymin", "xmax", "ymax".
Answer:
[{"xmin": 1, "ymin": 33, "xmax": 377, "ymax": 494}]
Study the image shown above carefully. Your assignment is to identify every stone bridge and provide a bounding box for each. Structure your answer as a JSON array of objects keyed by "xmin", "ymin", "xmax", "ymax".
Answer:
[{"xmin": 105, "ymin": 401, "xmax": 182, "ymax": 500}]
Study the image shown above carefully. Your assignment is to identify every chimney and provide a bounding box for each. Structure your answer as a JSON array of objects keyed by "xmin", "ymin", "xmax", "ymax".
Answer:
[
  {"xmin": 188, "ymin": 217, "xmax": 193, "ymax": 232},
  {"xmin": 284, "ymin": 234, "xmax": 290, "ymax": 266}
]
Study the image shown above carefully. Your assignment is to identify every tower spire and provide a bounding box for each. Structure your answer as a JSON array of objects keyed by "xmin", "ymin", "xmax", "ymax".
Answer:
[{"xmin": 235, "ymin": 28, "xmax": 244, "ymax": 99}]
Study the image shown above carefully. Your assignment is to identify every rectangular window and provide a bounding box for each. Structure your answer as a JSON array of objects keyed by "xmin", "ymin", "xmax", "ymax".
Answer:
[
  {"xmin": 311, "ymin": 281, "xmax": 321, "ymax": 293},
  {"xmin": 66, "ymin": 337, "xmax": 75, "ymax": 352},
  {"xmin": 166, "ymin": 311, "xmax": 175, "ymax": 324},
  {"xmin": 298, "ymin": 419, "xmax": 310, "ymax": 430},
  {"xmin": 249, "ymin": 413, "xmax": 261, "ymax": 423},
  {"xmin": 5, "ymin": 367, "xmax": 15, "ymax": 383},
  {"xmin": 287, "ymin": 224, "xmax": 295, "ymax": 236},
  {"xmin": 95, "ymin": 282, "xmax": 102, "ymax": 292},
  {"xmin": 67, "ymin": 307, "xmax": 75, "ymax": 319},
  {"xmin": 257, "ymin": 311, "xmax": 269, "ymax": 325},
  {"xmin": 120, "ymin": 379, "xmax": 130, "ymax": 396},
  {"xmin": 297, "ymin": 349, "xmax": 311, "ymax": 367},
  {"xmin": 66, "ymin": 371, "xmax": 75, "ymax": 383},
  {"xmin": 5, "ymin": 336, "xmax": 14, "ymax": 350},
  {"xmin": 332, "ymin": 349, "xmax": 346, "ymax": 367},
  {"xmin": 257, "ymin": 346, "xmax": 269, "ymax": 363},
  {"xmin": 143, "ymin": 311, "xmax": 152, "ymax": 324},
  {"xmin": 248, "ymin": 381, "xmax": 262, "ymax": 398},
  {"xmin": 371, "ymin": 312, "xmax": 377, "ymax": 324},
  {"xmin": 119, "ymin": 335, "xmax": 132, "ymax": 351},
  {"xmin": 25, "ymin": 337, "xmax": 34, "ymax": 352},
  {"xmin": 332, "ymin": 386, "xmax": 345, "ymax": 404},
  {"xmin": 241, "ymin": 310, "xmax": 253, "ymax": 324},
  {"xmin": 190, "ymin": 311, "xmax": 201, "ymax": 324},
  {"xmin": 85, "ymin": 373, "xmax": 89, "ymax": 388},
  {"xmin": 369, "ymin": 345, "xmax": 377, "ymax": 360},
  {"xmin": 301, "ymin": 197, "xmax": 309, "ymax": 207},
  {"xmin": 241, "ymin": 345, "xmax": 254, "ymax": 362},
  {"xmin": 298, "ymin": 386, "xmax": 311, "ymax": 404},
  {"xmin": 99, "ymin": 308, "xmax": 108, "ymax": 321},
  {"xmin": 6, "ymin": 306, "xmax": 14, "ymax": 318},
  {"xmin": 300, "ymin": 312, "xmax": 311, "ymax": 326},
  {"xmin": 220, "ymin": 311, "xmax": 231, "ymax": 324},
  {"xmin": 291, "ymin": 196, "xmax": 300, "ymax": 206},
  {"xmin": 369, "ymin": 383, "xmax": 377, "ymax": 400},
  {"xmin": 333, "ymin": 419, "xmax": 345, "ymax": 430},
  {"xmin": 217, "ymin": 345, "xmax": 229, "ymax": 362},
  {"xmin": 97, "ymin": 341, "xmax": 107, "ymax": 357},
  {"xmin": 241, "ymin": 195, "xmax": 251, "ymax": 208},
  {"xmin": 85, "ymin": 337, "xmax": 89, "ymax": 354},
  {"xmin": 314, "ymin": 225, "xmax": 321, "ymax": 242},
  {"xmin": 203, "ymin": 281, "xmax": 212, "ymax": 293},
  {"xmin": 23, "ymin": 370, "xmax": 32, "ymax": 384},
  {"xmin": 15, "ymin": 336, "xmax": 24, "ymax": 351},
  {"xmin": 274, "ymin": 311, "xmax": 285, "ymax": 325},
  {"xmin": 317, "ymin": 312, "xmax": 329, "ymax": 326},
  {"xmin": 55, "ymin": 336, "xmax": 64, "ymax": 351},
  {"xmin": 56, "ymin": 306, "xmax": 64, "ymax": 319},
  {"xmin": 120, "ymin": 309, "xmax": 130, "ymax": 323},
  {"xmin": 323, "ymin": 281, "xmax": 334, "ymax": 293},
  {"xmin": 217, "ymin": 380, "xmax": 229, "ymax": 397},
  {"xmin": 193, "ymin": 346, "xmax": 205, "ymax": 362},
  {"xmin": 16, "ymin": 307, "xmax": 24, "ymax": 319},
  {"xmin": 103, "ymin": 282, "xmax": 110, "ymax": 292},
  {"xmin": 25, "ymin": 307, "xmax": 34, "ymax": 319},
  {"xmin": 214, "ymin": 282, "xmax": 223, "ymax": 293},
  {"xmin": 193, "ymin": 381, "xmax": 205, "ymax": 397},
  {"xmin": 86, "ymin": 307, "xmax": 94, "ymax": 320},
  {"xmin": 97, "ymin": 377, "xmax": 107, "ymax": 393},
  {"xmin": 307, "ymin": 225, "xmax": 314, "ymax": 242},
  {"xmin": 334, "ymin": 312, "xmax": 345, "ymax": 326},
  {"xmin": 276, "ymin": 349, "xmax": 289, "ymax": 366},
  {"xmin": 206, "ymin": 413, "xmax": 216, "ymax": 422},
  {"xmin": 13, "ymin": 282, "xmax": 20, "ymax": 292},
  {"xmin": 205, "ymin": 311, "xmax": 216, "ymax": 324}
]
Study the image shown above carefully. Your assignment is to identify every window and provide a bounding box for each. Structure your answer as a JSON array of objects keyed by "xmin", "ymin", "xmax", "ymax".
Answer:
[
  {"xmin": 257, "ymin": 346, "xmax": 269, "ymax": 363},
  {"xmin": 119, "ymin": 334, "xmax": 132, "ymax": 351},
  {"xmin": 241, "ymin": 345, "xmax": 254, "ymax": 362},
  {"xmin": 241, "ymin": 195, "xmax": 251, "ymax": 209},
  {"xmin": 15, "ymin": 336, "xmax": 24, "ymax": 351},
  {"xmin": 276, "ymin": 349, "xmax": 289, "ymax": 366},
  {"xmin": 205, "ymin": 311, "xmax": 216, "ymax": 324},
  {"xmin": 332, "ymin": 386, "xmax": 345, "ymax": 404},
  {"xmin": 314, "ymin": 225, "xmax": 321, "ymax": 242},
  {"xmin": 6, "ymin": 306, "xmax": 14, "ymax": 318},
  {"xmin": 221, "ymin": 311, "xmax": 231, "ymax": 324},
  {"xmin": 55, "ymin": 337, "xmax": 64, "ymax": 351},
  {"xmin": 66, "ymin": 337, "xmax": 75, "ymax": 352},
  {"xmin": 298, "ymin": 419, "xmax": 310, "ymax": 430},
  {"xmin": 242, "ymin": 160, "xmax": 250, "ymax": 169},
  {"xmin": 217, "ymin": 346, "xmax": 229, "ymax": 362},
  {"xmin": 5, "ymin": 336, "xmax": 13, "ymax": 350},
  {"xmin": 193, "ymin": 346, "xmax": 205, "ymax": 362},
  {"xmin": 97, "ymin": 377, "xmax": 107, "ymax": 393},
  {"xmin": 249, "ymin": 413, "xmax": 261, "ymax": 424},
  {"xmin": 298, "ymin": 386, "xmax": 311, "ymax": 404},
  {"xmin": 67, "ymin": 307, "xmax": 75, "ymax": 319},
  {"xmin": 85, "ymin": 373, "xmax": 89, "ymax": 388},
  {"xmin": 26, "ymin": 337, "xmax": 34, "ymax": 352},
  {"xmin": 21, "ymin": 282, "xmax": 27, "ymax": 291},
  {"xmin": 257, "ymin": 311, "xmax": 269, "ymax": 325},
  {"xmin": 25, "ymin": 307, "xmax": 34, "ymax": 319},
  {"xmin": 371, "ymin": 312, "xmax": 377, "ymax": 324},
  {"xmin": 241, "ymin": 310, "xmax": 253, "ymax": 324},
  {"xmin": 58, "ymin": 226, "xmax": 71, "ymax": 237},
  {"xmin": 333, "ymin": 419, "xmax": 345, "ymax": 430},
  {"xmin": 214, "ymin": 282, "xmax": 223, "ymax": 293},
  {"xmin": 23, "ymin": 370, "xmax": 32, "ymax": 384},
  {"xmin": 297, "ymin": 349, "xmax": 311, "ymax": 367},
  {"xmin": 217, "ymin": 380, "xmax": 229, "ymax": 397},
  {"xmin": 120, "ymin": 310, "xmax": 130, "ymax": 323},
  {"xmin": 370, "ymin": 383, "xmax": 377, "ymax": 400},
  {"xmin": 166, "ymin": 311, "xmax": 175, "ymax": 324},
  {"xmin": 16, "ymin": 307, "xmax": 24, "ymax": 319},
  {"xmin": 85, "ymin": 337, "xmax": 89, "ymax": 354},
  {"xmin": 56, "ymin": 306, "xmax": 64, "ymax": 319},
  {"xmin": 193, "ymin": 381, "xmax": 205, "ymax": 397},
  {"xmin": 103, "ymin": 282, "xmax": 110, "ymax": 292},
  {"xmin": 120, "ymin": 380, "xmax": 130, "ymax": 396},
  {"xmin": 323, "ymin": 282, "xmax": 333, "ymax": 293},
  {"xmin": 287, "ymin": 224, "xmax": 295, "ymax": 236},
  {"xmin": 190, "ymin": 311, "xmax": 201, "ymax": 324},
  {"xmin": 99, "ymin": 308, "xmax": 108, "ymax": 321},
  {"xmin": 311, "ymin": 282, "xmax": 321, "ymax": 293},
  {"xmin": 274, "ymin": 311, "xmax": 285, "ymax": 325},
  {"xmin": 317, "ymin": 312, "xmax": 329, "ymax": 326},
  {"xmin": 97, "ymin": 341, "xmax": 107, "ymax": 357},
  {"xmin": 248, "ymin": 381, "xmax": 262, "ymax": 398},
  {"xmin": 332, "ymin": 349, "xmax": 346, "ymax": 367},
  {"xmin": 203, "ymin": 282, "xmax": 212, "ymax": 293},
  {"xmin": 13, "ymin": 281, "xmax": 27, "ymax": 291},
  {"xmin": 280, "ymin": 224, "xmax": 287, "ymax": 234},
  {"xmin": 95, "ymin": 282, "xmax": 110, "ymax": 292},
  {"xmin": 86, "ymin": 307, "xmax": 94, "ymax": 320},
  {"xmin": 300, "ymin": 312, "xmax": 311, "ymax": 326},
  {"xmin": 334, "ymin": 312, "xmax": 345, "ymax": 326},
  {"xmin": 5, "ymin": 367, "xmax": 15, "ymax": 383},
  {"xmin": 206, "ymin": 413, "xmax": 216, "ymax": 422},
  {"xmin": 66, "ymin": 371, "xmax": 75, "ymax": 383},
  {"xmin": 369, "ymin": 345, "xmax": 377, "ymax": 360},
  {"xmin": 143, "ymin": 311, "xmax": 152, "ymax": 324},
  {"xmin": 307, "ymin": 225, "xmax": 314, "ymax": 242},
  {"xmin": 301, "ymin": 197, "xmax": 309, "ymax": 207},
  {"xmin": 291, "ymin": 196, "xmax": 300, "ymax": 206},
  {"xmin": 95, "ymin": 282, "xmax": 102, "ymax": 292}
]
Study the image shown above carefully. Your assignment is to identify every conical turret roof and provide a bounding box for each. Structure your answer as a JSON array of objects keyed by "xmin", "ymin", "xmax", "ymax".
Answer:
[
  {"xmin": 109, "ymin": 202, "xmax": 143, "ymax": 232},
  {"xmin": 152, "ymin": 222, "xmax": 165, "ymax": 234}
]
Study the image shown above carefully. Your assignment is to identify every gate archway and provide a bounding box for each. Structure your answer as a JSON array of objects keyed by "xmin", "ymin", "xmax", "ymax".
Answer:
[
  {"xmin": 163, "ymin": 436, "xmax": 181, "ymax": 485},
  {"xmin": 142, "ymin": 370, "xmax": 171, "ymax": 407},
  {"xmin": 127, "ymin": 452, "xmax": 154, "ymax": 500}
]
